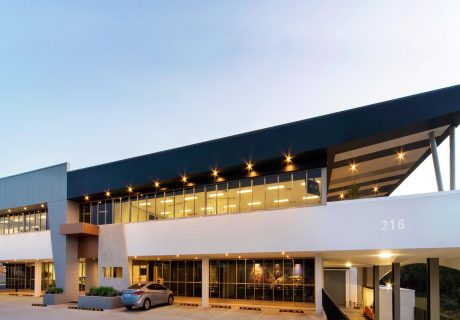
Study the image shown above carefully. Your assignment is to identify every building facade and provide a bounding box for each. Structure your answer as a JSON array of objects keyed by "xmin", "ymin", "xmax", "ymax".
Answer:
[{"xmin": 1, "ymin": 85, "xmax": 460, "ymax": 318}]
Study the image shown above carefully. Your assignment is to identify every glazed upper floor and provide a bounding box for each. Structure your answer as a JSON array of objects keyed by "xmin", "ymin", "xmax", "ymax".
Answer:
[{"xmin": 1, "ymin": 84, "xmax": 460, "ymax": 220}]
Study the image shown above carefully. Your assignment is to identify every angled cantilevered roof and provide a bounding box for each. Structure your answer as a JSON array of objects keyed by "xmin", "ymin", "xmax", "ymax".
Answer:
[{"xmin": 68, "ymin": 85, "xmax": 460, "ymax": 201}]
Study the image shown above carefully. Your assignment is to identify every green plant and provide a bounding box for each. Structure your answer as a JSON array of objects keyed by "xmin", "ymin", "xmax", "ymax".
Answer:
[
  {"xmin": 46, "ymin": 287, "xmax": 63, "ymax": 294},
  {"xmin": 87, "ymin": 286, "xmax": 119, "ymax": 297},
  {"xmin": 347, "ymin": 183, "xmax": 361, "ymax": 199}
]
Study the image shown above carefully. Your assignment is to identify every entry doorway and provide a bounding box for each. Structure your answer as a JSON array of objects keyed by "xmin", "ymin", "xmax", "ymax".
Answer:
[{"xmin": 324, "ymin": 269, "xmax": 346, "ymax": 306}]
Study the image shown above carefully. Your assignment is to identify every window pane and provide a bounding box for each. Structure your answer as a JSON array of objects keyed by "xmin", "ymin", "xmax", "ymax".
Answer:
[
  {"xmin": 121, "ymin": 197, "xmax": 130, "ymax": 223},
  {"xmin": 239, "ymin": 179, "xmax": 252, "ymax": 212},
  {"xmin": 216, "ymin": 183, "xmax": 228, "ymax": 214},
  {"xmin": 265, "ymin": 175, "xmax": 279, "ymax": 210},
  {"xmin": 184, "ymin": 189, "xmax": 195, "ymax": 217},
  {"xmin": 146, "ymin": 194, "xmax": 156, "ymax": 220},
  {"xmin": 205, "ymin": 185, "xmax": 217, "ymax": 215},
  {"xmin": 194, "ymin": 187, "xmax": 205, "ymax": 216},
  {"xmin": 227, "ymin": 181, "xmax": 239, "ymax": 213},
  {"xmin": 113, "ymin": 198, "xmax": 121, "ymax": 223},
  {"xmin": 130, "ymin": 196, "xmax": 138, "ymax": 222},
  {"xmin": 98, "ymin": 201, "xmax": 106, "ymax": 225},
  {"xmin": 174, "ymin": 190, "xmax": 185, "ymax": 219},
  {"xmin": 292, "ymin": 171, "xmax": 308, "ymax": 207},
  {"xmin": 278, "ymin": 173, "xmax": 293, "ymax": 208},
  {"xmin": 164, "ymin": 192, "xmax": 174, "ymax": 219},
  {"xmin": 138, "ymin": 195, "xmax": 147, "ymax": 222},
  {"xmin": 252, "ymin": 177, "xmax": 265, "ymax": 211},
  {"xmin": 155, "ymin": 192, "xmax": 165, "ymax": 219}
]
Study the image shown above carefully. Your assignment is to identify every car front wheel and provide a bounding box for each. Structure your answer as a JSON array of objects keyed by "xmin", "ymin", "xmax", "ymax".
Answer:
[
  {"xmin": 143, "ymin": 298, "xmax": 151, "ymax": 310},
  {"xmin": 168, "ymin": 295, "xmax": 174, "ymax": 305}
]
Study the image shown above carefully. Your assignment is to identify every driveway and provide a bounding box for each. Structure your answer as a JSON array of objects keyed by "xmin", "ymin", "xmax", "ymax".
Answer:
[{"xmin": 0, "ymin": 295, "xmax": 325, "ymax": 319}]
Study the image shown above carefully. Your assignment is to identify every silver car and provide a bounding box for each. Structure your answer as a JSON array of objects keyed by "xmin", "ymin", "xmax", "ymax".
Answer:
[{"xmin": 121, "ymin": 282, "xmax": 174, "ymax": 310}]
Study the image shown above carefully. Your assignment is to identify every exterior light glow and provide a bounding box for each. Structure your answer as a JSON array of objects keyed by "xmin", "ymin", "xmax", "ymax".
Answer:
[
  {"xmin": 128, "ymin": 186, "xmax": 133, "ymax": 193},
  {"xmin": 105, "ymin": 191, "xmax": 111, "ymax": 197},
  {"xmin": 285, "ymin": 154, "xmax": 293, "ymax": 164},
  {"xmin": 176, "ymin": 254, "xmax": 179, "ymax": 258},
  {"xmin": 24, "ymin": 207, "xmax": 27, "ymax": 210},
  {"xmin": 238, "ymin": 256, "xmax": 241, "ymax": 259},
  {"xmin": 345, "ymin": 262, "xmax": 352, "ymax": 268},
  {"xmin": 212, "ymin": 169, "xmax": 219, "ymax": 177},
  {"xmin": 339, "ymin": 192, "xmax": 345, "ymax": 200},
  {"xmin": 378, "ymin": 252, "xmax": 393, "ymax": 259},
  {"xmin": 154, "ymin": 181, "xmax": 160, "ymax": 188},
  {"xmin": 373, "ymin": 186, "xmax": 379, "ymax": 193},
  {"xmin": 181, "ymin": 175, "xmax": 188, "ymax": 183},
  {"xmin": 246, "ymin": 161, "xmax": 254, "ymax": 171},
  {"xmin": 386, "ymin": 282, "xmax": 392, "ymax": 289},
  {"xmin": 8, "ymin": 209, "xmax": 11, "ymax": 213},
  {"xmin": 225, "ymin": 253, "xmax": 229, "ymax": 257},
  {"xmin": 397, "ymin": 151, "xmax": 405, "ymax": 161},
  {"xmin": 41, "ymin": 204, "xmax": 45, "ymax": 208},
  {"xmin": 281, "ymin": 252, "xmax": 285, "ymax": 255},
  {"xmin": 350, "ymin": 163, "xmax": 357, "ymax": 172}
]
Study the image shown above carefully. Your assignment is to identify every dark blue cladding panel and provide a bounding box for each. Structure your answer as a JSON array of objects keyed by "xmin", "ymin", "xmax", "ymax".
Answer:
[{"xmin": 68, "ymin": 85, "xmax": 460, "ymax": 198}]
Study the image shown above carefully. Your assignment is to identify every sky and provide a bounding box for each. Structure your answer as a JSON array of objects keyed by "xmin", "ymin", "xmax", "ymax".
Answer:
[{"xmin": 1, "ymin": 1, "xmax": 460, "ymax": 195}]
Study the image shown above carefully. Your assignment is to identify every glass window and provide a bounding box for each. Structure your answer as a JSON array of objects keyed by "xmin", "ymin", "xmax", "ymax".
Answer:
[
  {"xmin": 184, "ymin": 189, "xmax": 195, "ymax": 217},
  {"xmin": 205, "ymin": 185, "xmax": 217, "ymax": 215},
  {"xmin": 216, "ymin": 183, "xmax": 228, "ymax": 214},
  {"xmin": 106, "ymin": 201, "xmax": 113, "ymax": 224},
  {"xmin": 252, "ymin": 177, "xmax": 265, "ymax": 211},
  {"xmin": 83, "ymin": 203, "xmax": 91, "ymax": 223},
  {"xmin": 91, "ymin": 202, "xmax": 98, "ymax": 225},
  {"xmin": 18, "ymin": 214, "xmax": 24, "ymax": 233},
  {"xmin": 121, "ymin": 197, "xmax": 130, "ymax": 223},
  {"xmin": 227, "ymin": 181, "xmax": 239, "ymax": 213},
  {"xmin": 265, "ymin": 175, "xmax": 279, "ymax": 210},
  {"xmin": 130, "ymin": 196, "xmax": 138, "ymax": 223},
  {"xmin": 164, "ymin": 192, "xmax": 174, "ymax": 219},
  {"xmin": 292, "ymin": 171, "xmax": 308, "ymax": 207},
  {"xmin": 194, "ymin": 187, "xmax": 205, "ymax": 216},
  {"xmin": 28, "ymin": 213, "xmax": 36, "ymax": 232},
  {"xmin": 113, "ymin": 198, "xmax": 121, "ymax": 223},
  {"xmin": 98, "ymin": 201, "xmax": 106, "ymax": 225},
  {"xmin": 174, "ymin": 190, "xmax": 185, "ymax": 219},
  {"xmin": 155, "ymin": 192, "xmax": 165, "ymax": 219},
  {"xmin": 137, "ymin": 195, "xmax": 147, "ymax": 222},
  {"xmin": 239, "ymin": 179, "xmax": 252, "ymax": 212},
  {"xmin": 146, "ymin": 194, "xmax": 155, "ymax": 220},
  {"xmin": 278, "ymin": 173, "xmax": 293, "ymax": 208}
]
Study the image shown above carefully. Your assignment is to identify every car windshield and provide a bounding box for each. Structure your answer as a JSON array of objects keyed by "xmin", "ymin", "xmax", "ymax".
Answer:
[{"xmin": 128, "ymin": 283, "xmax": 145, "ymax": 289}]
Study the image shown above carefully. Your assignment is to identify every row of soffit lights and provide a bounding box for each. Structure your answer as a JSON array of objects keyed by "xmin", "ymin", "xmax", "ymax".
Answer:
[
  {"xmin": 134, "ymin": 251, "xmax": 298, "ymax": 261},
  {"xmin": 3, "ymin": 204, "xmax": 46, "ymax": 215},
  {"xmin": 84, "ymin": 154, "xmax": 295, "ymax": 201},
  {"xmin": 338, "ymin": 150, "xmax": 406, "ymax": 200}
]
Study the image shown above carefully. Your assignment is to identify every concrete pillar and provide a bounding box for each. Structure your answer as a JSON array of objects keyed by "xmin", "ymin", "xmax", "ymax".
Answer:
[
  {"xmin": 202, "ymin": 257, "xmax": 209, "ymax": 308},
  {"xmin": 373, "ymin": 265, "xmax": 380, "ymax": 320},
  {"xmin": 34, "ymin": 261, "xmax": 42, "ymax": 297},
  {"xmin": 48, "ymin": 200, "xmax": 80, "ymax": 301},
  {"xmin": 315, "ymin": 255, "xmax": 324, "ymax": 315},
  {"xmin": 85, "ymin": 259, "xmax": 98, "ymax": 291},
  {"xmin": 427, "ymin": 258, "xmax": 440, "ymax": 320},
  {"xmin": 392, "ymin": 263, "xmax": 401, "ymax": 320}
]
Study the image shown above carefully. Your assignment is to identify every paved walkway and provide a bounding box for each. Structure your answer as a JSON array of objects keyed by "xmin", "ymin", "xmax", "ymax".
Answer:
[
  {"xmin": 0, "ymin": 295, "xmax": 326, "ymax": 320},
  {"xmin": 341, "ymin": 307, "xmax": 367, "ymax": 320}
]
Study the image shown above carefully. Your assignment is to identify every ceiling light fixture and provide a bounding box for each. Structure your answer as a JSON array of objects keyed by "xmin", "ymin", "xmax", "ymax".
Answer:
[
  {"xmin": 212, "ymin": 169, "xmax": 219, "ymax": 177},
  {"xmin": 339, "ymin": 192, "xmax": 345, "ymax": 200},
  {"xmin": 285, "ymin": 154, "xmax": 293, "ymax": 164},
  {"xmin": 84, "ymin": 195, "xmax": 90, "ymax": 201},
  {"xmin": 345, "ymin": 262, "xmax": 352, "ymax": 268},
  {"xmin": 373, "ymin": 186, "xmax": 379, "ymax": 193},
  {"xmin": 350, "ymin": 163, "xmax": 357, "ymax": 172},
  {"xmin": 105, "ymin": 191, "xmax": 111, "ymax": 197},
  {"xmin": 397, "ymin": 151, "xmax": 405, "ymax": 161},
  {"xmin": 154, "ymin": 180, "xmax": 160, "ymax": 188},
  {"xmin": 246, "ymin": 161, "xmax": 254, "ymax": 171},
  {"xmin": 181, "ymin": 175, "xmax": 188, "ymax": 183},
  {"xmin": 127, "ymin": 186, "xmax": 133, "ymax": 193},
  {"xmin": 378, "ymin": 252, "xmax": 393, "ymax": 259}
]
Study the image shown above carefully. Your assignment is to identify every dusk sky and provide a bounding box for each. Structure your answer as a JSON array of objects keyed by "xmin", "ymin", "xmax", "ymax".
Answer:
[{"xmin": 1, "ymin": 1, "xmax": 460, "ymax": 195}]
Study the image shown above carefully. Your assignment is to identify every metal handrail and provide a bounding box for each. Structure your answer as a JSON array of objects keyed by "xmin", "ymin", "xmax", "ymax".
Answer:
[{"xmin": 322, "ymin": 289, "xmax": 350, "ymax": 320}]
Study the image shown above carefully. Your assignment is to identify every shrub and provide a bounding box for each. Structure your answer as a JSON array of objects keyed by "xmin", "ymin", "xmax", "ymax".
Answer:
[
  {"xmin": 46, "ymin": 287, "xmax": 63, "ymax": 294},
  {"xmin": 87, "ymin": 286, "xmax": 119, "ymax": 297}
]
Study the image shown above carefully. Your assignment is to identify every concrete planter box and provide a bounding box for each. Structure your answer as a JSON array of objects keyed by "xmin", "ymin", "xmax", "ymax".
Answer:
[
  {"xmin": 78, "ymin": 295, "xmax": 122, "ymax": 309},
  {"xmin": 43, "ymin": 293, "xmax": 68, "ymax": 305}
]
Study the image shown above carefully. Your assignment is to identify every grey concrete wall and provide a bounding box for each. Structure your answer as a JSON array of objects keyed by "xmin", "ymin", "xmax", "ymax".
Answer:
[
  {"xmin": 0, "ymin": 164, "xmax": 68, "ymax": 209},
  {"xmin": 98, "ymin": 224, "xmax": 130, "ymax": 291}
]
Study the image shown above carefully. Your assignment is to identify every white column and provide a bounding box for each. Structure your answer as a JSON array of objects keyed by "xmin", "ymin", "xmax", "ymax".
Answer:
[
  {"xmin": 349, "ymin": 267, "xmax": 358, "ymax": 307},
  {"xmin": 34, "ymin": 261, "xmax": 42, "ymax": 297},
  {"xmin": 315, "ymin": 255, "xmax": 323, "ymax": 315},
  {"xmin": 202, "ymin": 257, "xmax": 209, "ymax": 308}
]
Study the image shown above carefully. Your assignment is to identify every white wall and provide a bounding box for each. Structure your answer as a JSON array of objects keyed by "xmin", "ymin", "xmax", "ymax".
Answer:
[
  {"xmin": 0, "ymin": 231, "xmax": 52, "ymax": 260},
  {"xmin": 123, "ymin": 190, "xmax": 460, "ymax": 256}
]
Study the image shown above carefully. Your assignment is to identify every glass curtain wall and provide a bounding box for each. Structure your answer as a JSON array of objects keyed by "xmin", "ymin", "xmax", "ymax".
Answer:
[
  {"xmin": 0, "ymin": 210, "xmax": 48, "ymax": 234},
  {"xmin": 41, "ymin": 262, "xmax": 55, "ymax": 291},
  {"xmin": 132, "ymin": 260, "xmax": 202, "ymax": 297},
  {"xmin": 80, "ymin": 169, "xmax": 323, "ymax": 225},
  {"xmin": 210, "ymin": 259, "xmax": 314, "ymax": 303}
]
